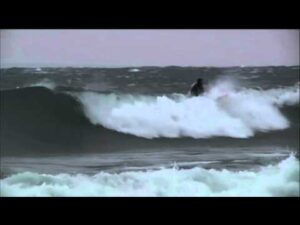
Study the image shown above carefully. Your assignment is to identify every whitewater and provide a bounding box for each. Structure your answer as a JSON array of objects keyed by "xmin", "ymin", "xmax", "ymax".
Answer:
[
  {"xmin": 77, "ymin": 82, "xmax": 299, "ymax": 139},
  {"xmin": 1, "ymin": 66, "xmax": 299, "ymax": 197},
  {"xmin": 1, "ymin": 154, "xmax": 298, "ymax": 197}
]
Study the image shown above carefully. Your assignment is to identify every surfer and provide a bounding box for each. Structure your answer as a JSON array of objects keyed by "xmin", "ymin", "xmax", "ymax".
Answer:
[{"xmin": 189, "ymin": 78, "xmax": 205, "ymax": 96}]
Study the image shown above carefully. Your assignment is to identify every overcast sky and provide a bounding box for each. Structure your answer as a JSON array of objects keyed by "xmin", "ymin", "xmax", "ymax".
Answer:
[{"xmin": 1, "ymin": 29, "xmax": 299, "ymax": 67}]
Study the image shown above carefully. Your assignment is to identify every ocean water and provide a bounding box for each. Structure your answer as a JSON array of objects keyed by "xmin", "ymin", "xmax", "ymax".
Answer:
[{"xmin": 0, "ymin": 66, "xmax": 299, "ymax": 196}]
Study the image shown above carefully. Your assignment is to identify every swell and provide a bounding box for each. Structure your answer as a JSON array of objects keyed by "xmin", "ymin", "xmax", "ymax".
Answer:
[{"xmin": 0, "ymin": 87, "xmax": 299, "ymax": 156}]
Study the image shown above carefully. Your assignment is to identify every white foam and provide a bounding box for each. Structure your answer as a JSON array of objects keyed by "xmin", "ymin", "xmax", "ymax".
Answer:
[
  {"xmin": 33, "ymin": 68, "xmax": 49, "ymax": 74},
  {"xmin": 30, "ymin": 79, "xmax": 56, "ymax": 90},
  {"xmin": 129, "ymin": 68, "xmax": 140, "ymax": 72},
  {"xmin": 1, "ymin": 155, "xmax": 298, "ymax": 197},
  {"xmin": 76, "ymin": 82, "xmax": 299, "ymax": 139}
]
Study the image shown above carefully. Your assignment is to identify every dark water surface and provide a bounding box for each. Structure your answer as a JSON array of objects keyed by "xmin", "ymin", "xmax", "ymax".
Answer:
[{"xmin": 0, "ymin": 66, "xmax": 299, "ymax": 196}]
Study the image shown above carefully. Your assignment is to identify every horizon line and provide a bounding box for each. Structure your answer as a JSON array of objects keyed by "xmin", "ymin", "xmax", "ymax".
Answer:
[{"xmin": 1, "ymin": 64, "xmax": 299, "ymax": 69}]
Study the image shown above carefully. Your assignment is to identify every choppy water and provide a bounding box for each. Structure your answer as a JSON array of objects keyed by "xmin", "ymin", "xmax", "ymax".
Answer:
[{"xmin": 0, "ymin": 66, "xmax": 299, "ymax": 196}]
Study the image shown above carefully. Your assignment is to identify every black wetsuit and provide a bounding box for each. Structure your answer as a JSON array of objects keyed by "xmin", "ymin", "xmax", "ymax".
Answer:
[{"xmin": 190, "ymin": 82, "xmax": 204, "ymax": 96}]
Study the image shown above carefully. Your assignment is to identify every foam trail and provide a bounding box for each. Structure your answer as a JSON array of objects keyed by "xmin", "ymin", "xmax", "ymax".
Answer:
[
  {"xmin": 77, "ymin": 83, "xmax": 299, "ymax": 139},
  {"xmin": 1, "ymin": 155, "xmax": 298, "ymax": 197}
]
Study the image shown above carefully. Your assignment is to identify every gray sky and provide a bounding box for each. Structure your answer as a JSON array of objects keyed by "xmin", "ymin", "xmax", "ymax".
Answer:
[{"xmin": 1, "ymin": 29, "xmax": 299, "ymax": 67}]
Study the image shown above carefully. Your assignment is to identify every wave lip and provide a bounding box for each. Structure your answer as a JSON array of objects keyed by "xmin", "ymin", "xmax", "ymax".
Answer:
[
  {"xmin": 30, "ymin": 79, "xmax": 56, "ymax": 90},
  {"xmin": 77, "ymin": 84, "xmax": 299, "ymax": 139},
  {"xmin": 1, "ymin": 155, "xmax": 298, "ymax": 197}
]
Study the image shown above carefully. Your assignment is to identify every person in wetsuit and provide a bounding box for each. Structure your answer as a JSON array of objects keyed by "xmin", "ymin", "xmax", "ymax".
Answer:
[{"xmin": 189, "ymin": 78, "xmax": 205, "ymax": 96}]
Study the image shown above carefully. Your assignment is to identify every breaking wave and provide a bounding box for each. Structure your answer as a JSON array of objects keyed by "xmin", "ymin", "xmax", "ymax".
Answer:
[
  {"xmin": 77, "ymin": 82, "xmax": 299, "ymax": 139},
  {"xmin": 1, "ymin": 155, "xmax": 298, "ymax": 197}
]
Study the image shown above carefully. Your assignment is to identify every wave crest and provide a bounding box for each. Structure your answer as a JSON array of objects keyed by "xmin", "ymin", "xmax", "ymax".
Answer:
[{"xmin": 77, "ymin": 84, "xmax": 299, "ymax": 139}]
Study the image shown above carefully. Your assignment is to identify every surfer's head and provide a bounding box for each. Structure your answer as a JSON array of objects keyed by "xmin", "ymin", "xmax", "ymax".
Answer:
[{"xmin": 197, "ymin": 78, "xmax": 203, "ymax": 86}]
